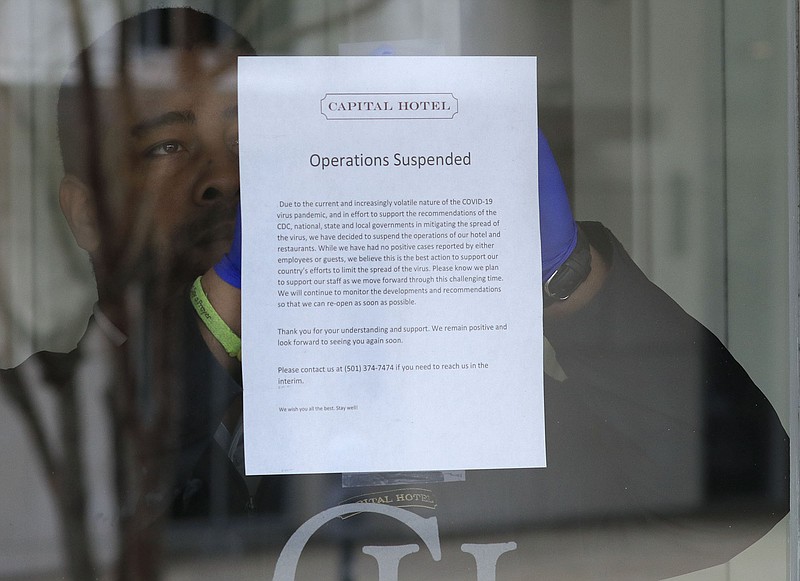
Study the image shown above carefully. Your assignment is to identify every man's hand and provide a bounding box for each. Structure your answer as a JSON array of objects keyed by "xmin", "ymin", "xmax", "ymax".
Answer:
[
  {"xmin": 539, "ymin": 129, "xmax": 578, "ymax": 282},
  {"xmin": 538, "ymin": 130, "xmax": 607, "ymax": 316},
  {"xmin": 213, "ymin": 208, "xmax": 242, "ymax": 289}
]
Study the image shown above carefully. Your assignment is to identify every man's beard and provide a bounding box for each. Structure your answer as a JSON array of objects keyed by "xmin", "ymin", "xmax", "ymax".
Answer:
[
  {"xmin": 91, "ymin": 202, "xmax": 237, "ymax": 300},
  {"xmin": 155, "ymin": 205, "xmax": 238, "ymax": 287}
]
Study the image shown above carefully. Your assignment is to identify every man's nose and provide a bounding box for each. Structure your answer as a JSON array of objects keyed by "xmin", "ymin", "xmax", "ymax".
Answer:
[
  {"xmin": 198, "ymin": 185, "xmax": 232, "ymax": 203},
  {"xmin": 193, "ymin": 156, "xmax": 240, "ymax": 205}
]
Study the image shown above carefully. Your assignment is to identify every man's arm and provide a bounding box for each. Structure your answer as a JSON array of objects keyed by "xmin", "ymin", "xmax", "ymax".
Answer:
[{"xmin": 543, "ymin": 220, "xmax": 788, "ymax": 572}]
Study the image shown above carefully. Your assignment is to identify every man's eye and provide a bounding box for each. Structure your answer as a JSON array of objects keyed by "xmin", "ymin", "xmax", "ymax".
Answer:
[{"xmin": 147, "ymin": 141, "xmax": 185, "ymax": 157}]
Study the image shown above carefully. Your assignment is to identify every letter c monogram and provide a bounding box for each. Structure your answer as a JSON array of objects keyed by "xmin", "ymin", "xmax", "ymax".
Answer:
[{"xmin": 272, "ymin": 503, "xmax": 442, "ymax": 580}]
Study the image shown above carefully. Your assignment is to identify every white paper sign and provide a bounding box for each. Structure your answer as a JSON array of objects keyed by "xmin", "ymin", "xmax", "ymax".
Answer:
[{"xmin": 238, "ymin": 56, "xmax": 543, "ymax": 475}]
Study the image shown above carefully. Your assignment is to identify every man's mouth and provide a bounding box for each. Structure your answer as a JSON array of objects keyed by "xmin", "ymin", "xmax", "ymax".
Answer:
[
  {"xmin": 185, "ymin": 206, "xmax": 237, "ymax": 249},
  {"xmin": 194, "ymin": 220, "xmax": 235, "ymax": 247}
]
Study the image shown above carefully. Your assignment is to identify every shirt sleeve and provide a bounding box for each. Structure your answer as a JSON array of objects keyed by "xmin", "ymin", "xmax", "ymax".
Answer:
[{"xmin": 541, "ymin": 221, "xmax": 788, "ymax": 565}]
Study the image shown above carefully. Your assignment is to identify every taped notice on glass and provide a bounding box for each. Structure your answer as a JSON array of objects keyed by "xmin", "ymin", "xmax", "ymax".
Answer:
[{"xmin": 238, "ymin": 56, "xmax": 544, "ymax": 475}]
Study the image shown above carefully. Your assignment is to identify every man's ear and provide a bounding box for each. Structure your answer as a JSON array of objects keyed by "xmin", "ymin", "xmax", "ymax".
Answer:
[{"xmin": 59, "ymin": 175, "xmax": 100, "ymax": 253}]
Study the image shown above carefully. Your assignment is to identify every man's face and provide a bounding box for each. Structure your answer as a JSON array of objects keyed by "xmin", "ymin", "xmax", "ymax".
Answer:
[{"xmin": 96, "ymin": 47, "xmax": 241, "ymax": 282}]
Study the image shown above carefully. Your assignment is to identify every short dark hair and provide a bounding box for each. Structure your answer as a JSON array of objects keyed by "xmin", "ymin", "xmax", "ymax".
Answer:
[{"xmin": 57, "ymin": 7, "xmax": 255, "ymax": 181}]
